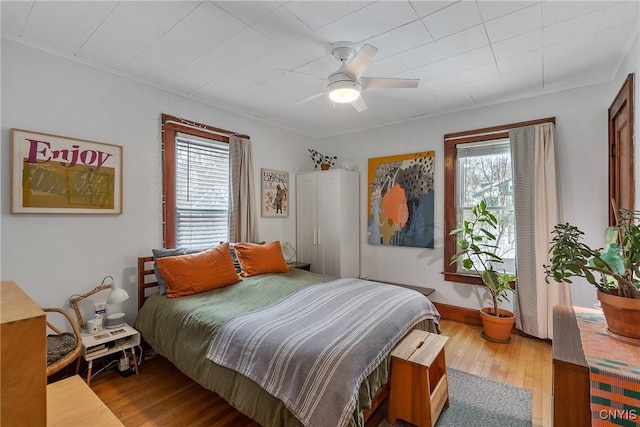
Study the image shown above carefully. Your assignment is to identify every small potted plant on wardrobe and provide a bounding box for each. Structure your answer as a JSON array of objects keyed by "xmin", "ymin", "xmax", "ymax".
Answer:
[
  {"xmin": 308, "ymin": 149, "xmax": 337, "ymax": 170},
  {"xmin": 450, "ymin": 199, "xmax": 517, "ymax": 343}
]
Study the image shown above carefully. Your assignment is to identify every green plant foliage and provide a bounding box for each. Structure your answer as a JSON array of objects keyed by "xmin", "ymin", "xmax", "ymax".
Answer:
[
  {"xmin": 449, "ymin": 199, "xmax": 517, "ymax": 316},
  {"xmin": 544, "ymin": 209, "xmax": 640, "ymax": 299},
  {"xmin": 308, "ymin": 149, "xmax": 337, "ymax": 168}
]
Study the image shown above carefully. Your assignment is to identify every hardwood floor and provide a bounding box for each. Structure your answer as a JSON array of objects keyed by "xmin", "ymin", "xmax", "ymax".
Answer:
[{"xmin": 90, "ymin": 319, "xmax": 552, "ymax": 427}]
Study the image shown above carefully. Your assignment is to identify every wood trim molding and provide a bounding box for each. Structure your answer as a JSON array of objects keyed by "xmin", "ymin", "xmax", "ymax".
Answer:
[{"xmin": 444, "ymin": 117, "xmax": 556, "ymax": 140}]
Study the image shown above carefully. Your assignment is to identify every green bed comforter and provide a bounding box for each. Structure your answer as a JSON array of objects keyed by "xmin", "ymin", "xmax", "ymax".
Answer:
[{"xmin": 134, "ymin": 269, "xmax": 437, "ymax": 427}]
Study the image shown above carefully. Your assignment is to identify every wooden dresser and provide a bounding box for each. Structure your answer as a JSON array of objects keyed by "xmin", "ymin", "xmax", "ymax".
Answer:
[
  {"xmin": 0, "ymin": 281, "xmax": 123, "ymax": 426},
  {"xmin": 552, "ymin": 305, "xmax": 591, "ymax": 427}
]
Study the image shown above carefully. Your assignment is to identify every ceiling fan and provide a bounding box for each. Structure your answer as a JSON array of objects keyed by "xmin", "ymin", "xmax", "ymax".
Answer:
[{"xmin": 285, "ymin": 42, "xmax": 420, "ymax": 112}]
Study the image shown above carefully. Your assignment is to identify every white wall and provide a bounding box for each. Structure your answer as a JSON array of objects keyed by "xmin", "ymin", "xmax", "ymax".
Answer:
[
  {"xmin": 322, "ymin": 42, "xmax": 638, "ymax": 311},
  {"xmin": 2, "ymin": 33, "xmax": 637, "ymax": 324},
  {"xmin": 0, "ymin": 40, "xmax": 314, "ymax": 324}
]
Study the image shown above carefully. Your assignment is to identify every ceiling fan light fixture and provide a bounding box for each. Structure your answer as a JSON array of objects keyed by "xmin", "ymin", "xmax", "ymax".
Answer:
[{"xmin": 328, "ymin": 80, "xmax": 361, "ymax": 103}]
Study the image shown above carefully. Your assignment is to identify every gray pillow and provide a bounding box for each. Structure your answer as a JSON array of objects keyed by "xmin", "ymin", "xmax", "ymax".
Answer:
[{"xmin": 152, "ymin": 246, "xmax": 210, "ymax": 295}]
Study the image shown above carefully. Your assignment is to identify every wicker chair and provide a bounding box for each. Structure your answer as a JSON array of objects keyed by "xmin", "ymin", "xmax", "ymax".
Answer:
[{"xmin": 45, "ymin": 308, "xmax": 82, "ymax": 377}]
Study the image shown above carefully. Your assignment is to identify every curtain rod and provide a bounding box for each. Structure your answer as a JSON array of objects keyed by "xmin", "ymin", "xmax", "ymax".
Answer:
[
  {"xmin": 162, "ymin": 114, "xmax": 250, "ymax": 139},
  {"xmin": 444, "ymin": 117, "xmax": 555, "ymax": 141}
]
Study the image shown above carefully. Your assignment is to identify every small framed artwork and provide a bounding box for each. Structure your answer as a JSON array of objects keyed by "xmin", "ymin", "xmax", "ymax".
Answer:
[
  {"xmin": 11, "ymin": 128, "xmax": 123, "ymax": 214},
  {"xmin": 261, "ymin": 168, "xmax": 289, "ymax": 217}
]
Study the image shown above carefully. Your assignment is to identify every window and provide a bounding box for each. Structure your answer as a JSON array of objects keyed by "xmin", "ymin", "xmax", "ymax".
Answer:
[
  {"xmin": 162, "ymin": 115, "xmax": 241, "ymax": 249},
  {"xmin": 443, "ymin": 118, "xmax": 554, "ymax": 285}
]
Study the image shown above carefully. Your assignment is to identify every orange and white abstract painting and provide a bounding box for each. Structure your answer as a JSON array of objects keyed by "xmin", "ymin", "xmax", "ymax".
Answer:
[{"xmin": 367, "ymin": 151, "xmax": 434, "ymax": 248}]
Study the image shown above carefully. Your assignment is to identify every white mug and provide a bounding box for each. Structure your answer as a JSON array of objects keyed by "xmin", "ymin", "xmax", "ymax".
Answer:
[{"xmin": 87, "ymin": 318, "xmax": 103, "ymax": 334}]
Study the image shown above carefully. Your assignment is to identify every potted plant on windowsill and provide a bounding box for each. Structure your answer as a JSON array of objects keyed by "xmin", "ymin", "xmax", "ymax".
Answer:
[
  {"xmin": 308, "ymin": 149, "xmax": 337, "ymax": 170},
  {"xmin": 450, "ymin": 199, "xmax": 517, "ymax": 343},
  {"xmin": 545, "ymin": 207, "xmax": 640, "ymax": 340}
]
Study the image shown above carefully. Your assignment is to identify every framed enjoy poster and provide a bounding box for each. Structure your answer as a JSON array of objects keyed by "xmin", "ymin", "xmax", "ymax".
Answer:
[
  {"xmin": 11, "ymin": 129, "xmax": 123, "ymax": 214},
  {"xmin": 261, "ymin": 168, "xmax": 288, "ymax": 217}
]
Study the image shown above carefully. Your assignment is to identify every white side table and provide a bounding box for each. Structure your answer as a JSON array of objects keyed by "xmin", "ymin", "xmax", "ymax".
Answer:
[{"xmin": 80, "ymin": 323, "xmax": 140, "ymax": 386}]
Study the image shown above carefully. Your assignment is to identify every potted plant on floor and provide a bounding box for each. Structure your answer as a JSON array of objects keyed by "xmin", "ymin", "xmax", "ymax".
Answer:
[
  {"xmin": 545, "ymin": 207, "xmax": 640, "ymax": 339},
  {"xmin": 450, "ymin": 199, "xmax": 517, "ymax": 343},
  {"xmin": 308, "ymin": 149, "xmax": 337, "ymax": 170}
]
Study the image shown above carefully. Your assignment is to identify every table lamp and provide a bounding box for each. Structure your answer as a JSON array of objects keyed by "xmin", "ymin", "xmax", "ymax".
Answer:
[{"xmin": 69, "ymin": 276, "xmax": 129, "ymax": 331}]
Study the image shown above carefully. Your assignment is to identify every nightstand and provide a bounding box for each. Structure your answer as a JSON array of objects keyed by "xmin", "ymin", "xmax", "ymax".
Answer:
[
  {"xmin": 288, "ymin": 262, "xmax": 311, "ymax": 271},
  {"xmin": 80, "ymin": 323, "xmax": 140, "ymax": 386}
]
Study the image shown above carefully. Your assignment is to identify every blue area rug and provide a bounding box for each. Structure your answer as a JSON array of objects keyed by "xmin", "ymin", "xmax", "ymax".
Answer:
[{"xmin": 380, "ymin": 368, "xmax": 532, "ymax": 427}]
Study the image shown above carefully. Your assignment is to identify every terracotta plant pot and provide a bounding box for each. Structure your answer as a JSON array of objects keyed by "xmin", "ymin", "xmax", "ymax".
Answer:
[
  {"xmin": 320, "ymin": 163, "xmax": 330, "ymax": 171},
  {"xmin": 480, "ymin": 307, "xmax": 516, "ymax": 343},
  {"xmin": 597, "ymin": 290, "xmax": 640, "ymax": 340}
]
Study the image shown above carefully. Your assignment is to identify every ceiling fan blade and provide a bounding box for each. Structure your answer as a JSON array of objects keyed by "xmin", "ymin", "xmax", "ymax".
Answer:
[
  {"xmin": 350, "ymin": 96, "xmax": 368, "ymax": 112},
  {"xmin": 361, "ymin": 77, "xmax": 420, "ymax": 91},
  {"xmin": 344, "ymin": 44, "xmax": 378, "ymax": 80},
  {"xmin": 294, "ymin": 92, "xmax": 326, "ymax": 106},
  {"xmin": 280, "ymin": 69, "xmax": 326, "ymax": 81}
]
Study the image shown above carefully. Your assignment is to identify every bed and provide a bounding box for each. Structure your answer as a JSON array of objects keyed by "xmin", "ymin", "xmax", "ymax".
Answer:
[{"xmin": 134, "ymin": 247, "xmax": 440, "ymax": 427}]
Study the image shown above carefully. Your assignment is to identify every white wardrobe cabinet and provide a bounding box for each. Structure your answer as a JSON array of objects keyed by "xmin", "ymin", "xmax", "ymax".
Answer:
[{"xmin": 296, "ymin": 170, "xmax": 359, "ymax": 278}]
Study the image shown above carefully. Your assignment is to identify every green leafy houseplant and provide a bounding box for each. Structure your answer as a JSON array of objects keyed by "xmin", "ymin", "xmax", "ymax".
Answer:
[
  {"xmin": 450, "ymin": 199, "xmax": 517, "ymax": 318},
  {"xmin": 544, "ymin": 208, "xmax": 640, "ymax": 300},
  {"xmin": 545, "ymin": 208, "xmax": 640, "ymax": 340},
  {"xmin": 308, "ymin": 149, "xmax": 337, "ymax": 169}
]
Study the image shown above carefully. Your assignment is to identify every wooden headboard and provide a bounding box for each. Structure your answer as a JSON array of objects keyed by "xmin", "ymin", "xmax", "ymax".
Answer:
[{"xmin": 137, "ymin": 256, "xmax": 158, "ymax": 310}]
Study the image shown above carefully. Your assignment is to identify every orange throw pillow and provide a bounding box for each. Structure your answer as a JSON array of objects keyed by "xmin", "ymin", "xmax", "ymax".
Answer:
[
  {"xmin": 156, "ymin": 243, "xmax": 241, "ymax": 298},
  {"xmin": 234, "ymin": 241, "xmax": 290, "ymax": 277}
]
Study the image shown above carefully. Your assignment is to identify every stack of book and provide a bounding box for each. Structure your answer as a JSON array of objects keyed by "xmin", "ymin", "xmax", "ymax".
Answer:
[{"xmin": 86, "ymin": 343, "xmax": 109, "ymax": 357}]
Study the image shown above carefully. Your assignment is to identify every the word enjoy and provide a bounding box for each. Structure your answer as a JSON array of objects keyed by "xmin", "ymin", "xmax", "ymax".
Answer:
[{"xmin": 25, "ymin": 139, "xmax": 113, "ymax": 172}]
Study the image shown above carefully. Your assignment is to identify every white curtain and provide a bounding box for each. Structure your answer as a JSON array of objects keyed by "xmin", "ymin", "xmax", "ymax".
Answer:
[
  {"xmin": 510, "ymin": 123, "xmax": 571, "ymax": 339},
  {"xmin": 228, "ymin": 135, "xmax": 258, "ymax": 243}
]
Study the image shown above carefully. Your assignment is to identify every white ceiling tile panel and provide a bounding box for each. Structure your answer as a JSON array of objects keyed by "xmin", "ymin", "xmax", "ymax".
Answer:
[
  {"xmin": 204, "ymin": 44, "xmax": 252, "ymax": 71},
  {"xmin": 436, "ymin": 24, "xmax": 488, "ymax": 57},
  {"xmin": 492, "ymin": 30, "xmax": 542, "ymax": 62},
  {"xmin": 314, "ymin": 1, "xmax": 420, "ymax": 44},
  {"xmin": 363, "ymin": 21, "xmax": 434, "ymax": 60},
  {"xmin": 295, "ymin": 54, "xmax": 343, "ymax": 77},
  {"xmin": 544, "ymin": 56, "xmax": 589, "ymax": 88},
  {"xmin": 161, "ymin": 23, "xmax": 220, "ymax": 56},
  {"xmin": 446, "ymin": 46, "xmax": 495, "ymax": 72},
  {"xmin": 543, "ymin": 34, "xmax": 596, "ymax": 63},
  {"xmin": 424, "ymin": 73, "xmax": 462, "ymax": 91},
  {"xmin": 396, "ymin": 42, "xmax": 445, "ymax": 70},
  {"xmin": 221, "ymin": 27, "xmax": 279, "ymax": 59},
  {"xmin": 1, "ymin": 1, "xmax": 33, "ymax": 35},
  {"xmin": 284, "ymin": 1, "xmax": 373, "ymax": 30},
  {"xmin": 421, "ymin": 1, "xmax": 482, "ymax": 40},
  {"xmin": 365, "ymin": 56, "xmax": 410, "ymax": 78},
  {"xmin": 162, "ymin": 56, "xmax": 231, "ymax": 92},
  {"xmin": 77, "ymin": 21, "xmax": 158, "ymax": 70},
  {"xmin": 589, "ymin": 22, "xmax": 638, "ymax": 69},
  {"xmin": 501, "ymin": 66, "xmax": 543, "ymax": 92},
  {"xmin": 21, "ymin": 2, "xmax": 116, "ymax": 53},
  {"xmin": 110, "ymin": 2, "xmax": 180, "ymax": 39},
  {"xmin": 601, "ymin": 1, "xmax": 640, "ymax": 30},
  {"xmin": 542, "ymin": 1, "xmax": 609, "ymax": 27},
  {"xmin": 477, "ymin": 1, "xmax": 540, "ymax": 22},
  {"xmin": 283, "ymin": 36, "xmax": 330, "ymax": 62},
  {"xmin": 409, "ymin": 1, "xmax": 457, "ymax": 19},
  {"xmin": 199, "ymin": 73, "xmax": 258, "ymax": 96},
  {"xmin": 543, "ymin": 9, "xmax": 605, "ymax": 46},
  {"xmin": 212, "ymin": 1, "xmax": 286, "ymax": 25},
  {"xmin": 251, "ymin": 8, "xmax": 313, "ymax": 46},
  {"xmin": 151, "ymin": 1, "xmax": 200, "ymax": 20},
  {"xmin": 182, "ymin": 3, "xmax": 246, "ymax": 42},
  {"xmin": 124, "ymin": 40, "xmax": 198, "ymax": 83},
  {"xmin": 411, "ymin": 58, "xmax": 456, "ymax": 81},
  {"xmin": 484, "ymin": 3, "xmax": 542, "ymax": 43},
  {"xmin": 456, "ymin": 62, "xmax": 500, "ymax": 84},
  {"xmin": 497, "ymin": 49, "xmax": 542, "ymax": 74}
]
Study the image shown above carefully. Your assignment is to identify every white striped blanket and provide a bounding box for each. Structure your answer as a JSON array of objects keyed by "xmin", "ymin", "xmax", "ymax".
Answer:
[{"xmin": 206, "ymin": 278, "xmax": 440, "ymax": 427}]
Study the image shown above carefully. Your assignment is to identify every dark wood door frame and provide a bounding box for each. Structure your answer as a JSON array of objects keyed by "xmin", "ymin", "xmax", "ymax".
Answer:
[{"xmin": 608, "ymin": 73, "xmax": 635, "ymax": 224}]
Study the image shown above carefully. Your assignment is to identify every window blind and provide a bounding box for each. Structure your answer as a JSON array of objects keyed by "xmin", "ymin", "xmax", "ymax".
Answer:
[{"xmin": 175, "ymin": 132, "xmax": 229, "ymax": 247}]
